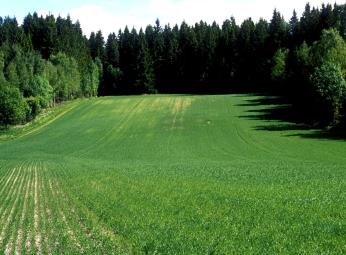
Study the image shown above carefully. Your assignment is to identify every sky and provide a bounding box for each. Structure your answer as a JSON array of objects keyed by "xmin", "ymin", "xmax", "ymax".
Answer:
[{"xmin": 0, "ymin": 0, "xmax": 344, "ymax": 36}]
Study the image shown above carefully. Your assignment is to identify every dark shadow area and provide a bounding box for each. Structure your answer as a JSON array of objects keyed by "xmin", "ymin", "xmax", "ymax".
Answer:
[
  {"xmin": 236, "ymin": 96, "xmax": 288, "ymax": 107},
  {"xmin": 255, "ymin": 123, "xmax": 312, "ymax": 132},
  {"xmin": 238, "ymin": 94, "xmax": 346, "ymax": 141},
  {"xmin": 286, "ymin": 125, "xmax": 346, "ymax": 140},
  {"xmin": 0, "ymin": 126, "xmax": 9, "ymax": 131}
]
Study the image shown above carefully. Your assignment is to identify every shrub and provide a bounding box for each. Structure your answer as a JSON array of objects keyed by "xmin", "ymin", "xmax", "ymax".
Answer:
[
  {"xmin": 25, "ymin": 96, "xmax": 42, "ymax": 121},
  {"xmin": 0, "ymin": 84, "xmax": 27, "ymax": 125}
]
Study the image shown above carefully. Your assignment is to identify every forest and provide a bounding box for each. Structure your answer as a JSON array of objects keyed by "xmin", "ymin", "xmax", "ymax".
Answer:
[{"xmin": 1, "ymin": 3, "xmax": 346, "ymax": 129}]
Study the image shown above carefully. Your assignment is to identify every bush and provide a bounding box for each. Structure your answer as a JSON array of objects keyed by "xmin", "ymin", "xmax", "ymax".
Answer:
[
  {"xmin": 25, "ymin": 96, "xmax": 42, "ymax": 121},
  {"xmin": 0, "ymin": 84, "xmax": 27, "ymax": 125}
]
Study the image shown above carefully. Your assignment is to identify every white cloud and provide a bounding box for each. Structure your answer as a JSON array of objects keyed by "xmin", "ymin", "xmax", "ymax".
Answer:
[{"xmin": 40, "ymin": 0, "xmax": 346, "ymax": 37}]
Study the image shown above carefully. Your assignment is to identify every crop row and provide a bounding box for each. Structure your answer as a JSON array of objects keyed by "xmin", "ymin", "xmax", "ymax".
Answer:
[{"xmin": 0, "ymin": 162, "xmax": 127, "ymax": 254}]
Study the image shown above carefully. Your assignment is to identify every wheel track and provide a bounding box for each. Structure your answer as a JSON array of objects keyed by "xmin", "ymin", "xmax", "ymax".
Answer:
[
  {"xmin": 166, "ymin": 97, "xmax": 180, "ymax": 155},
  {"xmin": 71, "ymin": 98, "xmax": 145, "ymax": 158},
  {"xmin": 91, "ymin": 97, "xmax": 147, "ymax": 154},
  {"xmin": 201, "ymin": 97, "xmax": 248, "ymax": 161}
]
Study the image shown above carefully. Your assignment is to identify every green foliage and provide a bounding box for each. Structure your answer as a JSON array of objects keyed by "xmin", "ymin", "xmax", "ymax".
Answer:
[
  {"xmin": 296, "ymin": 41, "xmax": 311, "ymax": 67},
  {"xmin": 50, "ymin": 53, "xmax": 81, "ymax": 101},
  {"xmin": 0, "ymin": 83, "xmax": 27, "ymax": 125},
  {"xmin": 82, "ymin": 60, "xmax": 100, "ymax": 97},
  {"xmin": 271, "ymin": 48, "xmax": 289, "ymax": 81},
  {"xmin": 5, "ymin": 61, "xmax": 20, "ymax": 87},
  {"xmin": 25, "ymin": 96, "xmax": 42, "ymax": 120},
  {"xmin": 311, "ymin": 62, "xmax": 346, "ymax": 124},
  {"xmin": 0, "ymin": 14, "xmax": 99, "ymax": 127},
  {"xmin": 311, "ymin": 28, "xmax": 346, "ymax": 68},
  {"xmin": 28, "ymin": 75, "xmax": 53, "ymax": 107}
]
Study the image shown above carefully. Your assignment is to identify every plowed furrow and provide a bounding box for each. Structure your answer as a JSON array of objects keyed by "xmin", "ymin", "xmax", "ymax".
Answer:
[
  {"xmin": 4, "ymin": 166, "xmax": 32, "ymax": 255},
  {"xmin": 0, "ymin": 166, "xmax": 16, "ymax": 194},
  {"xmin": 34, "ymin": 166, "xmax": 42, "ymax": 255},
  {"xmin": 0, "ymin": 164, "xmax": 28, "ymax": 248},
  {"xmin": 0, "ymin": 165, "xmax": 23, "ymax": 214},
  {"xmin": 25, "ymin": 164, "xmax": 36, "ymax": 254},
  {"xmin": 15, "ymin": 165, "xmax": 33, "ymax": 255},
  {"xmin": 37, "ymin": 164, "xmax": 52, "ymax": 255},
  {"xmin": 42, "ymin": 172, "xmax": 58, "ymax": 253}
]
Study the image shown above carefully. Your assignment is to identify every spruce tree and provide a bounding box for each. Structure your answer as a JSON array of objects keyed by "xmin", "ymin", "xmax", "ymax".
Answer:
[{"xmin": 135, "ymin": 29, "xmax": 156, "ymax": 94}]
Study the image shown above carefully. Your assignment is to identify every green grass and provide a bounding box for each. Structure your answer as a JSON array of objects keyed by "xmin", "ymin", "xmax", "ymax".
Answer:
[{"xmin": 0, "ymin": 94, "xmax": 346, "ymax": 254}]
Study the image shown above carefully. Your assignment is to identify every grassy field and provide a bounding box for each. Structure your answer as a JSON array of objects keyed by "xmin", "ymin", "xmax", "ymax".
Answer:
[{"xmin": 0, "ymin": 94, "xmax": 346, "ymax": 254}]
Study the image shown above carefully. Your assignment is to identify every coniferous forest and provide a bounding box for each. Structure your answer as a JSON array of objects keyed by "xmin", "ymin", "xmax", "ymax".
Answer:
[{"xmin": 1, "ymin": 3, "xmax": 346, "ymax": 129}]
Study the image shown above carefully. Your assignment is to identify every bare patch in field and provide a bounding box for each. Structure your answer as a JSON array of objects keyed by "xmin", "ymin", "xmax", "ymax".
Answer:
[
  {"xmin": 171, "ymin": 97, "xmax": 194, "ymax": 115},
  {"xmin": 170, "ymin": 97, "xmax": 194, "ymax": 129}
]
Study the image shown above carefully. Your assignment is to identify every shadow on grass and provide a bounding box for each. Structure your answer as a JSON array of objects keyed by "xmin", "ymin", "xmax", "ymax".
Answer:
[
  {"xmin": 236, "ymin": 95, "xmax": 288, "ymax": 107},
  {"xmin": 286, "ymin": 131, "xmax": 346, "ymax": 140},
  {"xmin": 0, "ymin": 126, "xmax": 9, "ymax": 132},
  {"xmin": 238, "ymin": 94, "xmax": 346, "ymax": 141}
]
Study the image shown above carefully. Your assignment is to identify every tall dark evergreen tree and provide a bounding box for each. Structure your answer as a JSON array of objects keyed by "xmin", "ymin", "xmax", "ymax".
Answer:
[
  {"xmin": 269, "ymin": 9, "xmax": 288, "ymax": 52},
  {"xmin": 135, "ymin": 29, "xmax": 156, "ymax": 94},
  {"xmin": 178, "ymin": 22, "xmax": 198, "ymax": 90},
  {"xmin": 89, "ymin": 30, "xmax": 105, "ymax": 60},
  {"xmin": 101, "ymin": 33, "xmax": 122, "ymax": 95}
]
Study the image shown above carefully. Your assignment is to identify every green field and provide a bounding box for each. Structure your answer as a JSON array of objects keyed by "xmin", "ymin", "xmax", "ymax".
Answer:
[{"xmin": 0, "ymin": 94, "xmax": 346, "ymax": 254}]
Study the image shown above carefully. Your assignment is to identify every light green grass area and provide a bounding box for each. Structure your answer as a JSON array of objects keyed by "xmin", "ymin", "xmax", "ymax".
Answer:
[{"xmin": 0, "ymin": 94, "xmax": 346, "ymax": 254}]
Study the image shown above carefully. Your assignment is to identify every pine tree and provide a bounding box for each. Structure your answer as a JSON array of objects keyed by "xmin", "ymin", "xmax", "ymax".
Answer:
[
  {"xmin": 219, "ymin": 17, "xmax": 239, "ymax": 83},
  {"xmin": 269, "ymin": 9, "xmax": 288, "ymax": 51},
  {"xmin": 89, "ymin": 30, "xmax": 105, "ymax": 60},
  {"xmin": 135, "ymin": 29, "xmax": 156, "ymax": 94},
  {"xmin": 160, "ymin": 24, "xmax": 179, "ymax": 91},
  {"xmin": 105, "ymin": 33, "xmax": 119, "ymax": 67},
  {"xmin": 101, "ymin": 33, "xmax": 122, "ymax": 95}
]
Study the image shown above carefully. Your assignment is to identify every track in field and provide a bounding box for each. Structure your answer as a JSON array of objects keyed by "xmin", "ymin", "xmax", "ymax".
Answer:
[{"xmin": 0, "ymin": 162, "xmax": 124, "ymax": 255}]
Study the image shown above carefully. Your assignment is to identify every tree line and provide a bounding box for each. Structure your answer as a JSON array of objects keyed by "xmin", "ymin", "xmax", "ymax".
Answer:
[
  {"xmin": 1, "ymin": 3, "xmax": 346, "ymax": 128},
  {"xmin": 92, "ymin": 2, "xmax": 346, "ymax": 128},
  {"xmin": 0, "ymin": 14, "xmax": 101, "ymax": 126}
]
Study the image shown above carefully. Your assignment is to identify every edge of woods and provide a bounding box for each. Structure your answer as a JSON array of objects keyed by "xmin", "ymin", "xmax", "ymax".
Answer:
[{"xmin": 0, "ymin": 99, "xmax": 83, "ymax": 141}]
